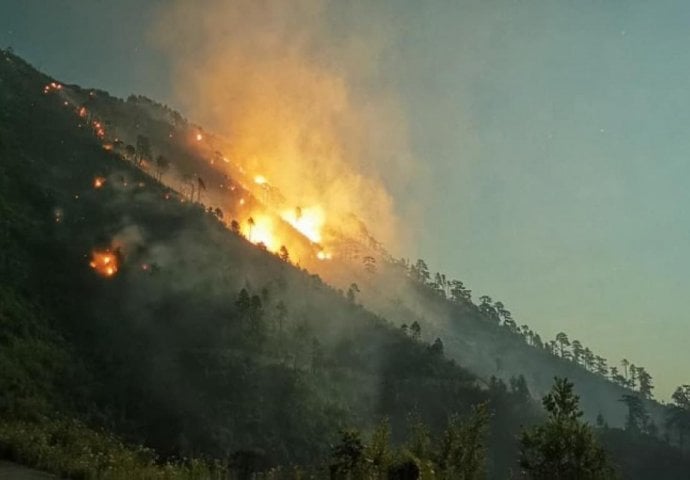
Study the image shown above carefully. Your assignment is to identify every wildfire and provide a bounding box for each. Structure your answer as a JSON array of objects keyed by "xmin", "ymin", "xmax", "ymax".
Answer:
[
  {"xmin": 244, "ymin": 215, "xmax": 279, "ymax": 251},
  {"xmin": 93, "ymin": 177, "xmax": 106, "ymax": 188},
  {"xmin": 196, "ymin": 132, "xmax": 203, "ymax": 141},
  {"xmin": 92, "ymin": 121, "xmax": 105, "ymax": 138},
  {"xmin": 42, "ymin": 82, "xmax": 62, "ymax": 94},
  {"xmin": 316, "ymin": 250, "xmax": 332, "ymax": 261},
  {"xmin": 281, "ymin": 206, "xmax": 325, "ymax": 243},
  {"xmin": 254, "ymin": 175, "xmax": 267, "ymax": 185},
  {"xmin": 78, "ymin": 106, "xmax": 87, "ymax": 118},
  {"xmin": 89, "ymin": 250, "xmax": 118, "ymax": 277}
]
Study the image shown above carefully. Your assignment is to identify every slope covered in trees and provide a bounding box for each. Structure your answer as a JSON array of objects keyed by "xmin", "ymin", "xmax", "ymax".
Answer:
[{"xmin": 1, "ymin": 49, "xmax": 689, "ymax": 479}]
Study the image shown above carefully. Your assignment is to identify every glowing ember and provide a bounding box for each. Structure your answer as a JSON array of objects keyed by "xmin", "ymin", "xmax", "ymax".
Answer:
[
  {"xmin": 281, "ymin": 206, "xmax": 325, "ymax": 243},
  {"xmin": 254, "ymin": 175, "xmax": 267, "ymax": 185},
  {"xmin": 239, "ymin": 198, "xmax": 245, "ymax": 206},
  {"xmin": 78, "ymin": 106, "xmax": 87, "ymax": 117},
  {"xmin": 93, "ymin": 177, "xmax": 106, "ymax": 188},
  {"xmin": 316, "ymin": 250, "xmax": 332, "ymax": 260},
  {"xmin": 89, "ymin": 250, "xmax": 118, "ymax": 277},
  {"xmin": 102, "ymin": 143, "xmax": 113, "ymax": 151},
  {"xmin": 42, "ymin": 82, "xmax": 63, "ymax": 94},
  {"xmin": 196, "ymin": 132, "xmax": 203, "ymax": 141}
]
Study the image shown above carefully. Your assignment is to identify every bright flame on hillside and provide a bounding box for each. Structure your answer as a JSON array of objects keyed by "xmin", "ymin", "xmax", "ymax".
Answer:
[
  {"xmin": 281, "ymin": 206, "xmax": 325, "ymax": 244},
  {"xmin": 196, "ymin": 132, "xmax": 203, "ymax": 141},
  {"xmin": 154, "ymin": 0, "xmax": 411, "ymax": 251},
  {"xmin": 244, "ymin": 215, "xmax": 279, "ymax": 251},
  {"xmin": 316, "ymin": 250, "xmax": 332, "ymax": 260},
  {"xmin": 93, "ymin": 177, "xmax": 106, "ymax": 188},
  {"xmin": 89, "ymin": 250, "xmax": 118, "ymax": 277}
]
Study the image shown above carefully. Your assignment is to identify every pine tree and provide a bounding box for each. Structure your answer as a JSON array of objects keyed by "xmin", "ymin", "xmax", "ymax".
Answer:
[{"xmin": 519, "ymin": 378, "xmax": 617, "ymax": 479}]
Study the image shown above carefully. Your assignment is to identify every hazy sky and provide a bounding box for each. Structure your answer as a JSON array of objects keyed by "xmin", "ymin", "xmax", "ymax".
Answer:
[{"xmin": 2, "ymin": 0, "xmax": 688, "ymax": 399}]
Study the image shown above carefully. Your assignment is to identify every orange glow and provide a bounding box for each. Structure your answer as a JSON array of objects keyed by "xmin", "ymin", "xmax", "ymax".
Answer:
[
  {"xmin": 43, "ymin": 82, "xmax": 63, "ymax": 94},
  {"xmin": 244, "ymin": 215, "xmax": 279, "ymax": 251},
  {"xmin": 102, "ymin": 143, "xmax": 113, "ymax": 151},
  {"xmin": 89, "ymin": 250, "xmax": 118, "ymax": 277},
  {"xmin": 316, "ymin": 250, "xmax": 332, "ymax": 260},
  {"xmin": 196, "ymin": 132, "xmax": 203, "ymax": 141},
  {"xmin": 281, "ymin": 206, "xmax": 325, "ymax": 243},
  {"xmin": 78, "ymin": 106, "xmax": 87, "ymax": 117},
  {"xmin": 93, "ymin": 177, "xmax": 106, "ymax": 188},
  {"xmin": 254, "ymin": 175, "xmax": 267, "ymax": 185}
]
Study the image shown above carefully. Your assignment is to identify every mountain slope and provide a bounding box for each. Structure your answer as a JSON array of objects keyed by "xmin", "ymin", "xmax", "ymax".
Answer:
[
  {"xmin": 23, "ymin": 51, "xmax": 661, "ymax": 430},
  {"xmin": 0, "ymin": 48, "xmax": 529, "ymax": 474},
  {"xmin": 1, "ymin": 49, "xmax": 688, "ymax": 479}
]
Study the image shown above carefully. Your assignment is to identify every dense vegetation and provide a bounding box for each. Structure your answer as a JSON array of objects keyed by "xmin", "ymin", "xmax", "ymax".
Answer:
[{"xmin": 1, "ymin": 48, "xmax": 689, "ymax": 479}]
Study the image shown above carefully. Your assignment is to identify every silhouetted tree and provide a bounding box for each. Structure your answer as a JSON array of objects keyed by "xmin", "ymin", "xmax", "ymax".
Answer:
[
  {"xmin": 155, "ymin": 154, "xmax": 169, "ymax": 181},
  {"xmin": 411, "ymin": 259, "xmax": 430, "ymax": 284},
  {"xmin": 637, "ymin": 367, "xmax": 654, "ymax": 399},
  {"xmin": 583, "ymin": 348, "xmax": 595, "ymax": 371},
  {"xmin": 247, "ymin": 217, "xmax": 255, "ymax": 240},
  {"xmin": 595, "ymin": 356, "xmax": 608, "ymax": 377},
  {"xmin": 135, "ymin": 134, "xmax": 151, "ymax": 166},
  {"xmin": 666, "ymin": 385, "xmax": 690, "ymax": 449},
  {"xmin": 555, "ymin": 332, "xmax": 570, "ymax": 358},
  {"xmin": 346, "ymin": 283, "xmax": 360, "ymax": 303},
  {"xmin": 478, "ymin": 296, "xmax": 498, "ymax": 324},
  {"xmin": 621, "ymin": 359, "xmax": 630, "ymax": 382},
  {"xmin": 620, "ymin": 394, "xmax": 651, "ymax": 434},
  {"xmin": 571, "ymin": 340, "xmax": 584, "ymax": 365},
  {"xmin": 449, "ymin": 280, "xmax": 471, "ymax": 303}
]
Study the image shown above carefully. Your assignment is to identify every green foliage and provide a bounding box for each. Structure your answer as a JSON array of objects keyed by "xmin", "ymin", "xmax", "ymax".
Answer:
[
  {"xmin": 519, "ymin": 378, "xmax": 616, "ymax": 480},
  {"xmin": 328, "ymin": 407, "xmax": 490, "ymax": 480},
  {"xmin": 0, "ymin": 417, "xmax": 226, "ymax": 480},
  {"xmin": 437, "ymin": 404, "xmax": 490, "ymax": 480}
]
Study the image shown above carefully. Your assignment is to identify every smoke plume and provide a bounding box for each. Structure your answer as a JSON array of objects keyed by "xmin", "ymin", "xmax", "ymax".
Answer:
[{"xmin": 151, "ymin": 0, "xmax": 416, "ymax": 250}]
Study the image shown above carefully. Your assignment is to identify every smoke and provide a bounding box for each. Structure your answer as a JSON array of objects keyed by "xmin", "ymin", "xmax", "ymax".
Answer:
[{"xmin": 151, "ymin": 0, "xmax": 415, "ymax": 250}]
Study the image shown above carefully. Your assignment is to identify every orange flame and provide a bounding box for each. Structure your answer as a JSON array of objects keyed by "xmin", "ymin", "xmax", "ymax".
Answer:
[
  {"xmin": 281, "ymin": 206, "xmax": 325, "ymax": 243},
  {"xmin": 93, "ymin": 177, "xmax": 106, "ymax": 188},
  {"xmin": 89, "ymin": 250, "xmax": 118, "ymax": 277},
  {"xmin": 316, "ymin": 250, "xmax": 332, "ymax": 261},
  {"xmin": 244, "ymin": 215, "xmax": 279, "ymax": 251}
]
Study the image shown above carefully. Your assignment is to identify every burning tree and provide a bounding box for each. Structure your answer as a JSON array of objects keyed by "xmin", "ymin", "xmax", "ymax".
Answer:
[{"xmin": 89, "ymin": 250, "xmax": 119, "ymax": 277}]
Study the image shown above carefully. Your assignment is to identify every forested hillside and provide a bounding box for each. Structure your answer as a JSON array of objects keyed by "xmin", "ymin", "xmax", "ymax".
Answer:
[{"xmin": 1, "ymin": 48, "xmax": 689, "ymax": 479}]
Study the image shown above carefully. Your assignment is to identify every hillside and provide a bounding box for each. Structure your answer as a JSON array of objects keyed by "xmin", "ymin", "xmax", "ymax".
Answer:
[
  {"xmin": 10, "ymin": 55, "xmax": 658, "ymax": 430},
  {"xmin": 1, "ymin": 49, "xmax": 689, "ymax": 479}
]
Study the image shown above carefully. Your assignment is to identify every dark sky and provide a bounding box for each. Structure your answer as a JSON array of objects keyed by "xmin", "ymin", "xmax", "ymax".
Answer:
[{"xmin": 0, "ymin": 0, "xmax": 171, "ymax": 100}]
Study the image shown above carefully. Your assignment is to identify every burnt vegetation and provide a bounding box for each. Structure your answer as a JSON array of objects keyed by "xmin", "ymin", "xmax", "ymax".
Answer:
[{"xmin": 1, "ymin": 49, "xmax": 689, "ymax": 479}]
